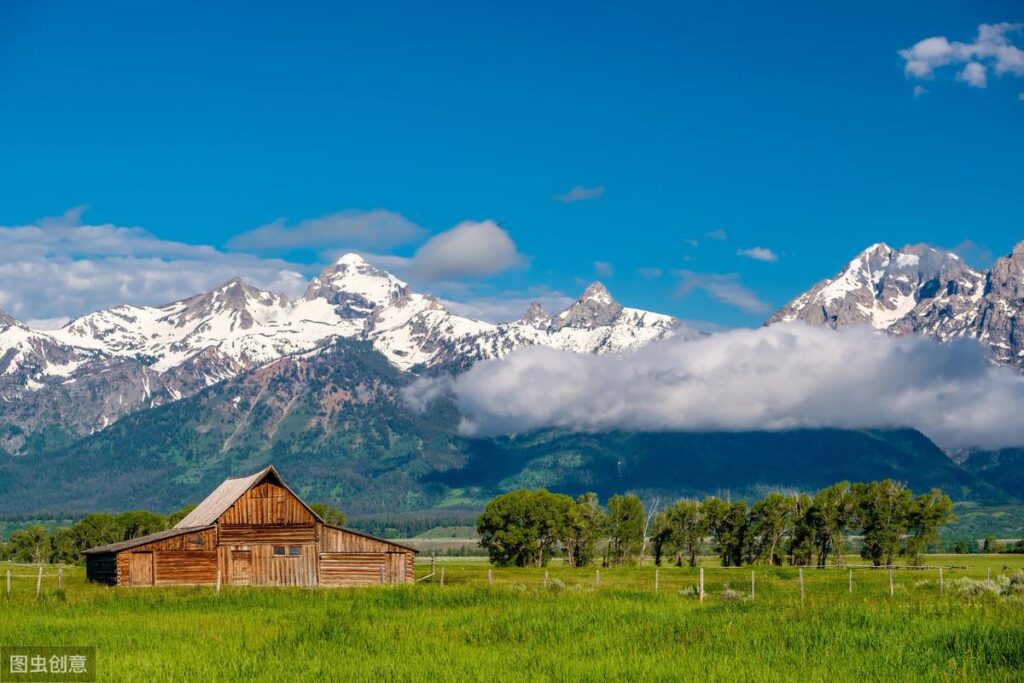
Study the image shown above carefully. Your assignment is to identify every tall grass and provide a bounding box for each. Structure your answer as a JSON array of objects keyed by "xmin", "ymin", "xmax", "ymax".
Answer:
[{"xmin": 1, "ymin": 555, "xmax": 1022, "ymax": 681}]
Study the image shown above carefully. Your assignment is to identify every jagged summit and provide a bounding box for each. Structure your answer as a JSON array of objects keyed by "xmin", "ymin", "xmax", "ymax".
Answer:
[
  {"xmin": 520, "ymin": 302, "xmax": 551, "ymax": 328},
  {"xmin": 769, "ymin": 242, "xmax": 981, "ymax": 331},
  {"xmin": 771, "ymin": 240, "xmax": 1024, "ymax": 369},
  {"xmin": 555, "ymin": 281, "xmax": 623, "ymax": 330}
]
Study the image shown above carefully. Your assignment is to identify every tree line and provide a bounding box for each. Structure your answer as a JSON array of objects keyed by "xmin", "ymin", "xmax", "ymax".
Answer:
[
  {"xmin": 0, "ymin": 502, "xmax": 345, "ymax": 564},
  {"xmin": 476, "ymin": 480, "xmax": 957, "ymax": 568}
]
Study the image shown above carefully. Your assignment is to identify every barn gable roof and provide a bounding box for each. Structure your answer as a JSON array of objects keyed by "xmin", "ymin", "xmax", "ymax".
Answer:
[
  {"xmin": 173, "ymin": 465, "xmax": 323, "ymax": 528},
  {"xmin": 81, "ymin": 525, "xmax": 214, "ymax": 555}
]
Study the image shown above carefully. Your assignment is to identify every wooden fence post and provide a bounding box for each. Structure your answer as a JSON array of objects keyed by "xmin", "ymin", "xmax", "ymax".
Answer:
[
  {"xmin": 543, "ymin": 570, "xmax": 548, "ymax": 588},
  {"xmin": 654, "ymin": 568, "xmax": 659, "ymax": 593},
  {"xmin": 58, "ymin": 567, "xmax": 63, "ymax": 591},
  {"xmin": 216, "ymin": 569, "xmax": 221, "ymax": 592},
  {"xmin": 987, "ymin": 568, "xmax": 991, "ymax": 581},
  {"xmin": 750, "ymin": 570, "xmax": 755, "ymax": 600},
  {"xmin": 440, "ymin": 567, "xmax": 445, "ymax": 587},
  {"xmin": 938, "ymin": 567, "xmax": 943, "ymax": 595},
  {"xmin": 595, "ymin": 570, "xmax": 600, "ymax": 588},
  {"xmin": 848, "ymin": 569, "xmax": 852, "ymax": 594},
  {"xmin": 798, "ymin": 567, "xmax": 804, "ymax": 604},
  {"xmin": 6, "ymin": 570, "xmax": 10, "ymax": 595},
  {"xmin": 487, "ymin": 568, "xmax": 493, "ymax": 586},
  {"xmin": 699, "ymin": 567, "xmax": 705, "ymax": 602},
  {"xmin": 379, "ymin": 565, "xmax": 385, "ymax": 585},
  {"xmin": 431, "ymin": 553, "xmax": 436, "ymax": 579},
  {"xmin": 36, "ymin": 566, "xmax": 42, "ymax": 596},
  {"xmin": 888, "ymin": 568, "xmax": 894, "ymax": 597}
]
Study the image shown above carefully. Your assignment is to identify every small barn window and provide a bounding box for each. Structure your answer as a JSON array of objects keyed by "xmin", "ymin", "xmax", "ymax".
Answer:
[
  {"xmin": 272, "ymin": 546, "xmax": 285, "ymax": 556},
  {"xmin": 288, "ymin": 546, "xmax": 301, "ymax": 557}
]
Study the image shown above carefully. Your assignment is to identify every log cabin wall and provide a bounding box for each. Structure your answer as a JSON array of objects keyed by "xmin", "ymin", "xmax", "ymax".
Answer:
[
  {"xmin": 318, "ymin": 524, "xmax": 415, "ymax": 585},
  {"xmin": 218, "ymin": 482, "xmax": 317, "ymax": 526},
  {"xmin": 113, "ymin": 528, "xmax": 218, "ymax": 586}
]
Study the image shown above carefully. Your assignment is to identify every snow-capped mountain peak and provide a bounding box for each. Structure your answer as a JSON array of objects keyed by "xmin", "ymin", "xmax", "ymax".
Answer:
[
  {"xmin": 770, "ymin": 240, "xmax": 1024, "ymax": 369},
  {"xmin": 769, "ymin": 243, "xmax": 982, "ymax": 331},
  {"xmin": 520, "ymin": 302, "xmax": 552, "ymax": 329},
  {"xmin": 554, "ymin": 281, "xmax": 624, "ymax": 330},
  {"xmin": 303, "ymin": 252, "xmax": 409, "ymax": 313}
]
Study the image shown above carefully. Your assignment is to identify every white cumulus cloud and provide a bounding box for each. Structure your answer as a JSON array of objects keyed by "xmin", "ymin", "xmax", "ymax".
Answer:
[
  {"xmin": 899, "ymin": 23, "xmax": 1024, "ymax": 90},
  {"xmin": 405, "ymin": 324, "xmax": 1024, "ymax": 450},
  {"xmin": 737, "ymin": 247, "xmax": 779, "ymax": 263}
]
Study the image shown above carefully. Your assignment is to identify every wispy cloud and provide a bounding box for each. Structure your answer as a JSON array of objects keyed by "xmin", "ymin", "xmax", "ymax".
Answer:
[
  {"xmin": 228, "ymin": 209, "xmax": 426, "ymax": 251},
  {"xmin": 594, "ymin": 261, "xmax": 614, "ymax": 277},
  {"xmin": 0, "ymin": 208, "xmax": 308, "ymax": 321},
  {"xmin": 554, "ymin": 185, "xmax": 606, "ymax": 203},
  {"xmin": 638, "ymin": 267, "xmax": 663, "ymax": 280},
  {"xmin": 675, "ymin": 270, "xmax": 770, "ymax": 314},
  {"xmin": 405, "ymin": 324, "xmax": 1024, "ymax": 450},
  {"xmin": 899, "ymin": 23, "xmax": 1024, "ymax": 91},
  {"xmin": 913, "ymin": 85, "xmax": 929, "ymax": 97},
  {"xmin": 737, "ymin": 246, "xmax": 779, "ymax": 263},
  {"xmin": 705, "ymin": 229, "xmax": 728, "ymax": 241}
]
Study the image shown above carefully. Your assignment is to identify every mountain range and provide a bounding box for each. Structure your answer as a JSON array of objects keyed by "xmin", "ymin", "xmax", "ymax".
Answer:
[
  {"xmin": 0, "ymin": 254, "xmax": 684, "ymax": 453},
  {"xmin": 2, "ymin": 242, "xmax": 1024, "ymax": 517}
]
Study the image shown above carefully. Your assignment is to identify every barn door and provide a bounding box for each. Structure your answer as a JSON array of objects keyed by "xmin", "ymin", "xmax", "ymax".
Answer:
[
  {"xmin": 387, "ymin": 553, "xmax": 405, "ymax": 584},
  {"xmin": 230, "ymin": 548, "xmax": 252, "ymax": 586},
  {"xmin": 129, "ymin": 552, "xmax": 154, "ymax": 586}
]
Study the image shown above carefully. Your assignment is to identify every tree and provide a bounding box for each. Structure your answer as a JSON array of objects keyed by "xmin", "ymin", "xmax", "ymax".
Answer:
[
  {"xmin": 903, "ymin": 489, "xmax": 956, "ymax": 565},
  {"xmin": 605, "ymin": 495, "xmax": 645, "ymax": 566},
  {"xmin": 9, "ymin": 525, "xmax": 51, "ymax": 563},
  {"xmin": 167, "ymin": 504, "xmax": 197, "ymax": 527},
  {"xmin": 855, "ymin": 480, "xmax": 912, "ymax": 566},
  {"xmin": 950, "ymin": 538, "xmax": 974, "ymax": 554},
  {"xmin": 654, "ymin": 500, "xmax": 707, "ymax": 567},
  {"xmin": 787, "ymin": 494, "xmax": 815, "ymax": 567},
  {"xmin": 808, "ymin": 482, "xmax": 856, "ymax": 567},
  {"xmin": 477, "ymin": 489, "xmax": 576, "ymax": 567},
  {"xmin": 117, "ymin": 511, "xmax": 168, "ymax": 539},
  {"xmin": 310, "ymin": 502, "xmax": 348, "ymax": 527},
  {"xmin": 563, "ymin": 493, "xmax": 604, "ymax": 567},
  {"xmin": 748, "ymin": 493, "xmax": 796, "ymax": 565},
  {"xmin": 704, "ymin": 497, "xmax": 749, "ymax": 567}
]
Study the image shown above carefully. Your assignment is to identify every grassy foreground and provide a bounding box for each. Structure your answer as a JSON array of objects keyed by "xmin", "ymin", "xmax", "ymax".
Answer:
[{"xmin": 1, "ymin": 556, "xmax": 1023, "ymax": 682}]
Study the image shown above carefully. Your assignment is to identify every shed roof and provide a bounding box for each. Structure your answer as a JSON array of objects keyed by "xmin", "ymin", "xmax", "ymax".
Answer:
[
  {"xmin": 172, "ymin": 465, "xmax": 319, "ymax": 528},
  {"xmin": 81, "ymin": 525, "xmax": 213, "ymax": 555}
]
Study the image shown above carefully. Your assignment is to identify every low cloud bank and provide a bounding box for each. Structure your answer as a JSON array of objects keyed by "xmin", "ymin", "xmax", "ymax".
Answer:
[{"xmin": 404, "ymin": 324, "xmax": 1024, "ymax": 450}]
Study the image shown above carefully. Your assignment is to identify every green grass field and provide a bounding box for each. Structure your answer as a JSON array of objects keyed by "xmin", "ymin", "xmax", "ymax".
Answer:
[{"xmin": 1, "ymin": 555, "xmax": 1023, "ymax": 682}]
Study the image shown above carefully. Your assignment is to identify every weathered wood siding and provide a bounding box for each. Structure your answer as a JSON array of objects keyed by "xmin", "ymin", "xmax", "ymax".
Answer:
[
  {"xmin": 114, "ymin": 528, "xmax": 218, "ymax": 586},
  {"xmin": 218, "ymin": 482, "xmax": 316, "ymax": 526},
  {"xmin": 221, "ymin": 543, "xmax": 318, "ymax": 586},
  {"xmin": 319, "ymin": 525, "xmax": 404, "ymax": 553},
  {"xmin": 85, "ymin": 553, "xmax": 118, "ymax": 585},
  {"xmin": 154, "ymin": 551, "xmax": 218, "ymax": 585},
  {"xmin": 219, "ymin": 524, "xmax": 317, "ymax": 545},
  {"xmin": 318, "ymin": 525, "xmax": 415, "ymax": 585}
]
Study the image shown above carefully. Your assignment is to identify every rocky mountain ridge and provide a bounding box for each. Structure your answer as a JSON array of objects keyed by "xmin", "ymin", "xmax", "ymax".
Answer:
[
  {"xmin": 0, "ymin": 254, "xmax": 685, "ymax": 450},
  {"xmin": 770, "ymin": 241, "xmax": 1024, "ymax": 368}
]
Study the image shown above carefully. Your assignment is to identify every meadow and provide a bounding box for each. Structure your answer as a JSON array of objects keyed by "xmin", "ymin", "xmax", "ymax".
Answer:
[{"xmin": 1, "ymin": 555, "xmax": 1023, "ymax": 682}]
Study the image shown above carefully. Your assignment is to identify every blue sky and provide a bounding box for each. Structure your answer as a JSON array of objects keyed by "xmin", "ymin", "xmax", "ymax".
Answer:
[{"xmin": 0, "ymin": 1, "xmax": 1021, "ymax": 327}]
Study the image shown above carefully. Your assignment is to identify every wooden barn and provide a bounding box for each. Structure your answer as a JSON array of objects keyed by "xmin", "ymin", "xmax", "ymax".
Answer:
[{"xmin": 82, "ymin": 466, "xmax": 416, "ymax": 587}]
